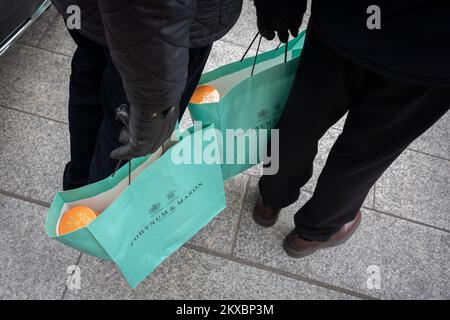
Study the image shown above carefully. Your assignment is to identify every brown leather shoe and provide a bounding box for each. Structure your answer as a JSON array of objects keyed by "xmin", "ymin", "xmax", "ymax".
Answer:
[
  {"xmin": 253, "ymin": 195, "xmax": 281, "ymax": 227},
  {"xmin": 284, "ymin": 211, "xmax": 362, "ymax": 258}
]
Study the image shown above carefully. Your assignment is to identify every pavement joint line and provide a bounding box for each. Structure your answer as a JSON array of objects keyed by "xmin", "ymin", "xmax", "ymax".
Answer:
[
  {"xmin": 405, "ymin": 147, "xmax": 450, "ymax": 162},
  {"xmin": 240, "ymin": 174, "xmax": 448, "ymax": 233},
  {"xmin": 14, "ymin": 41, "xmax": 73, "ymax": 58},
  {"xmin": 60, "ymin": 283, "xmax": 68, "ymax": 301},
  {"xmin": 329, "ymin": 126, "xmax": 343, "ymax": 133},
  {"xmin": 184, "ymin": 243, "xmax": 378, "ymax": 300},
  {"xmin": 368, "ymin": 207, "xmax": 449, "ymax": 234},
  {"xmin": 301, "ymin": 188, "xmax": 449, "ymax": 233},
  {"xmin": 230, "ymin": 177, "xmax": 252, "ymax": 254},
  {"xmin": 0, "ymin": 188, "xmax": 51, "ymax": 208},
  {"xmin": 218, "ymin": 38, "xmax": 259, "ymax": 53},
  {"xmin": 331, "ymin": 125, "xmax": 343, "ymax": 131},
  {"xmin": 373, "ymin": 183, "xmax": 377, "ymax": 209},
  {"xmin": 217, "ymin": 38, "xmax": 280, "ymax": 56},
  {"xmin": 0, "ymin": 103, "xmax": 68, "ymax": 125}
]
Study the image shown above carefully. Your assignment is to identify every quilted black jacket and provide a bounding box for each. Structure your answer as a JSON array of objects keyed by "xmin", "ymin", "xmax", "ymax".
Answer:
[{"xmin": 51, "ymin": 0, "xmax": 243, "ymax": 113}]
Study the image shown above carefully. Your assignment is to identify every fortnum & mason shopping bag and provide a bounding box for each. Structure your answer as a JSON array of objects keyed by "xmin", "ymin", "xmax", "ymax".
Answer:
[
  {"xmin": 46, "ymin": 124, "xmax": 225, "ymax": 287},
  {"xmin": 189, "ymin": 32, "xmax": 305, "ymax": 179}
]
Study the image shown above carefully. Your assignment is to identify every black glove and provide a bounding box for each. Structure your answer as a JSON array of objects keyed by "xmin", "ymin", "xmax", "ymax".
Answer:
[
  {"xmin": 254, "ymin": 0, "xmax": 307, "ymax": 43},
  {"xmin": 110, "ymin": 104, "xmax": 178, "ymax": 160}
]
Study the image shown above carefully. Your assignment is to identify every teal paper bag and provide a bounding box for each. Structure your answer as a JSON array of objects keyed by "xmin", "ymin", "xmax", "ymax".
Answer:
[
  {"xmin": 45, "ymin": 150, "xmax": 158, "ymax": 260},
  {"xmin": 189, "ymin": 32, "xmax": 305, "ymax": 180},
  {"xmin": 46, "ymin": 124, "xmax": 226, "ymax": 287}
]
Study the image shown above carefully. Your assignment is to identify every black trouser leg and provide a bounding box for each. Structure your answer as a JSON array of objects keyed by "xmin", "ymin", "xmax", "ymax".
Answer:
[
  {"xmin": 63, "ymin": 30, "xmax": 107, "ymax": 190},
  {"xmin": 88, "ymin": 48, "xmax": 129, "ymax": 184},
  {"xmin": 295, "ymin": 74, "xmax": 450, "ymax": 241},
  {"xmin": 259, "ymin": 25, "xmax": 356, "ymax": 208}
]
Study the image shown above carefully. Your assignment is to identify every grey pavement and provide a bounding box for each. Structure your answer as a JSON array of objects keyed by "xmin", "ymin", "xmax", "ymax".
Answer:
[{"xmin": 0, "ymin": 2, "xmax": 448, "ymax": 300}]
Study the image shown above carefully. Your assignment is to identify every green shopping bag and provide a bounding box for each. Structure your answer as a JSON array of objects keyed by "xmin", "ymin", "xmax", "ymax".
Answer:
[
  {"xmin": 189, "ymin": 32, "xmax": 305, "ymax": 180},
  {"xmin": 46, "ymin": 124, "xmax": 226, "ymax": 287}
]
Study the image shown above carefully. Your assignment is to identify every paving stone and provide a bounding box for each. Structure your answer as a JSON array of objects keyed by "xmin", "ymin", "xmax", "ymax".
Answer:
[
  {"xmin": 37, "ymin": 15, "xmax": 77, "ymax": 57},
  {"xmin": 17, "ymin": 5, "xmax": 59, "ymax": 47},
  {"xmin": 0, "ymin": 43, "xmax": 70, "ymax": 123},
  {"xmin": 0, "ymin": 195, "xmax": 80, "ymax": 299},
  {"xmin": 375, "ymin": 150, "xmax": 450, "ymax": 230},
  {"xmin": 65, "ymin": 247, "xmax": 353, "ymax": 299},
  {"xmin": 409, "ymin": 111, "xmax": 450, "ymax": 160},
  {"xmin": 189, "ymin": 174, "xmax": 249, "ymax": 254},
  {"xmin": 0, "ymin": 107, "xmax": 69, "ymax": 204},
  {"xmin": 232, "ymin": 176, "xmax": 450, "ymax": 299}
]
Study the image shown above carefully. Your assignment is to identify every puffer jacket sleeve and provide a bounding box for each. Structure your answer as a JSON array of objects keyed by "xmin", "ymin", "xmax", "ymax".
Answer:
[{"xmin": 97, "ymin": 0, "xmax": 197, "ymax": 113}]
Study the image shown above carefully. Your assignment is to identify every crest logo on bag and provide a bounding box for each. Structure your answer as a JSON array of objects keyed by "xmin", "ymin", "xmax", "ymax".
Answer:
[
  {"xmin": 255, "ymin": 104, "xmax": 283, "ymax": 129},
  {"xmin": 166, "ymin": 190, "xmax": 178, "ymax": 203},
  {"xmin": 258, "ymin": 109, "xmax": 269, "ymax": 119},
  {"xmin": 148, "ymin": 203, "xmax": 161, "ymax": 215},
  {"xmin": 131, "ymin": 182, "xmax": 204, "ymax": 247},
  {"xmin": 148, "ymin": 190, "xmax": 179, "ymax": 215}
]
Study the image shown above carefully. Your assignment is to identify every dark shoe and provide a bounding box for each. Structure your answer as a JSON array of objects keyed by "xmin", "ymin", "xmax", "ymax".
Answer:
[
  {"xmin": 284, "ymin": 211, "xmax": 362, "ymax": 258},
  {"xmin": 253, "ymin": 195, "xmax": 281, "ymax": 227}
]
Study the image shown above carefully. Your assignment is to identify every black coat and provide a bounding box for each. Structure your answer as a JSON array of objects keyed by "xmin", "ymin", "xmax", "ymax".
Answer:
[{"xmin": 51, "ymin": 0, "xmax": 243, "ymax": 113}]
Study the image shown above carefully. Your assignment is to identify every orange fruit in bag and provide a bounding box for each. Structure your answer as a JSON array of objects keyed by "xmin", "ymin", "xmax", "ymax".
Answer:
[
  {"xmin": 58, "ymin": 206, "xmax": 97, "ymax": 235},
  {"xmin": 190, "ymin": 85, "xmax": 220, "ymax": 104}
]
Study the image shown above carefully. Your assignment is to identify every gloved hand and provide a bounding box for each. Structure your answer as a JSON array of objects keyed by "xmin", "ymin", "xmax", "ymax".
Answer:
[
  {"xmin": 254, "ymin": 0, "xmax": 307, "ymax": 43},
  {"xmin": 110, "ymin": 104, "xmax": 178, "ymax": 160}
]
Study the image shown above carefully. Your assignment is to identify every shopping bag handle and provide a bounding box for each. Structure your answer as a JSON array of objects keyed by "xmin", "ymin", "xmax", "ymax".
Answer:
[
  {"xmin": 240, "ymin": 32, "xmax": 260, "ymax": 62},
  {"xmin": 111, "ymin": 132, "xmax": 176, "ymax": 185},
  {"xmin": 240, "ymin": 32, "xmax": 289, "ymax": 77},
  {"xmin": 239, "ymin": 32, "xmax": 262, "ymax": 77},
  {"xmin": 111, "ymin": 159, "xmax": 131, "ymax": 185}
]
